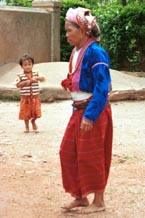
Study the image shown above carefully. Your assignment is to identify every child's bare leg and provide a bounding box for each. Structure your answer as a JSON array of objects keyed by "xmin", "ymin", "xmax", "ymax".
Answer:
[
  {"xmin": 24, "ymin": 120, "xmax": 29, "ymax": 133},
  {"xmin": 31, "ymin": 118, "xmax": 39, "ymax": 132}
]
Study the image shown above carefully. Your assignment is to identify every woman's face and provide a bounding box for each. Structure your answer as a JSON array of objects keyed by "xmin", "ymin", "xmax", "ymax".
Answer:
[{"xmin": 65, "ymin": 20, "xmax": 86, "ymax": 49}]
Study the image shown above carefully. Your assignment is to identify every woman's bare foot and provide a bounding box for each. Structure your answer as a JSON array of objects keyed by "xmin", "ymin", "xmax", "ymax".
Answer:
[
  {"xmin": 79, "ymin": 203, "xmax": 105, "ymax": 214},
  {"xmin": 62, "ymin": 198, "xmax": 89, "ymax": 210},
  {"xmin": 79, "ymin": 190, "xmax": 106, "ymax": 214}
]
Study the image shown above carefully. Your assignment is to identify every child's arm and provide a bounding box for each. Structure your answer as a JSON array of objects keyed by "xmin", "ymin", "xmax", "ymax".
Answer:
[
  {"xmin": 16, "ymin": 80, "xmax": 31, "ymax": 88},
  {"xmin": 36, "ymin": 76, "xmax": 45, "ymax": 82},
  {"xmin": 16, "ymin": 77, "xmax": 45, "ymax": 87},
  {"xmin": 14, "ymin": 75, "xmax": 31, "ymax": 88},
  {"xmin": 32, "ymin": 72, "xmax": 45, "ymax": 82}
]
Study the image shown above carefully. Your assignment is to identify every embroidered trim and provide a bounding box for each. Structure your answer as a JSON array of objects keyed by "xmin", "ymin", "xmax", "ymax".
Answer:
[
  {"xmin": 69, "ymin": 38, "xmax": 94, "ymax": 75},
  {"xmin": 91, "ymin": 62, "xmax": 109, "ymax": 69}
]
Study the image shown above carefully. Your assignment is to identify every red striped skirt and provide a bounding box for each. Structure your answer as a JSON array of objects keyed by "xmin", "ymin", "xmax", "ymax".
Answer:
[
  {"xmin": 59, "ymin": 103, "xmax": 113, "ymax": 198},
  {"xmin": 19, "ymin": 96, "xmax": 41, "ymax": 120}
]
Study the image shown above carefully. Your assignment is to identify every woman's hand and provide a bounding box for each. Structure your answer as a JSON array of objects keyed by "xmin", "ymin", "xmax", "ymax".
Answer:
[{"xmin": 80, "ymin": 118, "xmax": 93, "ymax": 132}]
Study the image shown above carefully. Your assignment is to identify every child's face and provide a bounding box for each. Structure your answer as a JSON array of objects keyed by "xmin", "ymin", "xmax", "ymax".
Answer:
[{"xmin": 21, "ymin": 59, "xmax": 33, "ymax": 73}]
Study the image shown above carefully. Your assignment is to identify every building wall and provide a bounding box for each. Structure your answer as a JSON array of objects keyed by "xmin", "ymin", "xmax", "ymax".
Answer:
[{"xmin": 0, "ymin": 3, "xmax": 61, "ymax": 64}]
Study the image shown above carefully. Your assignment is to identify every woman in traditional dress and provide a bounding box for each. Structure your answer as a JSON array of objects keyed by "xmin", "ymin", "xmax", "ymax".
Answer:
[{"xmin": 59, "ymin": 7, "xmax": 113, "ymax": 214}]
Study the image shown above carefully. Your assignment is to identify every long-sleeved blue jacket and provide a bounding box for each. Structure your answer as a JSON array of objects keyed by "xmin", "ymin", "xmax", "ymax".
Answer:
[{"xmin": 78, "ymin": 42, "xmax": 111, "ymax": 122}]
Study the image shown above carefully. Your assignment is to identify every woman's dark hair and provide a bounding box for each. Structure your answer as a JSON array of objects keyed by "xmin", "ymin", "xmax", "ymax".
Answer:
[
  {"xmin": 91, "ymin": 25, "xmax": 101, "ymax": 38},
  {"xmin": 19, "ymin": 54, "xmax": 34, "ymax": 66},
  {"xmin": 71, "ymin": 22, "xmax": 80, "ymax": 29}
]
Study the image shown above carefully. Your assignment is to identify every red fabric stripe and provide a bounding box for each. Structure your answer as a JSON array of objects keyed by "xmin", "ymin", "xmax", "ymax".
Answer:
[{"xmin": 59, "ymin": 103, "xmax": 113, "ymax": 198}]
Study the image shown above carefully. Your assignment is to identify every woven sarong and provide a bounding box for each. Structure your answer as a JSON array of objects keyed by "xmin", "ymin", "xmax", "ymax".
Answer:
[
  {"xmin": 59, "ymin": 103, "xmax": 113, "ymax": 198},
  {"xmin": 19, "ymin": 96, "xmax": 41, "ymax": 120}
]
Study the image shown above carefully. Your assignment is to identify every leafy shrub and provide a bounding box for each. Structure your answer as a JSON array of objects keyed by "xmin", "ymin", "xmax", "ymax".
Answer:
[
  {"xmin": 5, "ymin": 0, "xmax": 32, "ymax": 7},
  {"xmin": 96, "ymin": 4, "xmax": 145, "ymax": 71}
]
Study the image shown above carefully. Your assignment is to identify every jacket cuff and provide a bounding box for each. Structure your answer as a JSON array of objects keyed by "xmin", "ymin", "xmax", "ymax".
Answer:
[{"xmin": 83, "ymin": 116, "xmax": 94, "ymax": 123}]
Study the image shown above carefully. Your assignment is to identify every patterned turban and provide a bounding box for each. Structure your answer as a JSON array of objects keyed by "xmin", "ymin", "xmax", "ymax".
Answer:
[{"xmin": 65, "ymin": 7, "xmax": 100, "ymax": 38}]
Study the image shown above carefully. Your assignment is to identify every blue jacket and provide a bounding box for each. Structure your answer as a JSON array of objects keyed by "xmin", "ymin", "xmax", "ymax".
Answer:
[{"xmin": 79, "ymin": 42, "xmax": 111, "ymax": 122}]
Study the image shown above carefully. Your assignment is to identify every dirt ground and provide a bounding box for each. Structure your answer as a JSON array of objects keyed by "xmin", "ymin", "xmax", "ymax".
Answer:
[{"xmin": 0, "ymin": 100, "xmax": 145, "ymax": 218}]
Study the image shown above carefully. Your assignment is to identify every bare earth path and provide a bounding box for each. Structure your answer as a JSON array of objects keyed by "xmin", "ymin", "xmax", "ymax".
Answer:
[{"xmin": 0, "ymin": 100, "xmax": 145, "ymax": 218}]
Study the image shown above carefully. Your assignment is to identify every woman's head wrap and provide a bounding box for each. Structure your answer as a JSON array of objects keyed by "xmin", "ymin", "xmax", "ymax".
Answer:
[{"xmin": 66, "ymin": 7, "xmax": 100, "ymax": 40}]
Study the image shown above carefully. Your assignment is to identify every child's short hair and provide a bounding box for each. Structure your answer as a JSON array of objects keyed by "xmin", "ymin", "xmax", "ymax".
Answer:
[{"xmin": 19, "ymin": 54, "xmax": 34, "ymax": 66}]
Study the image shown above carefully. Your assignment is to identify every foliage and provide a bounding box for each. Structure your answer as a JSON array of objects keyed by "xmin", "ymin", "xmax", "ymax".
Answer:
[
  {"xmin": 4, "ymin": 0, "xmax": 32, "ymax": 7},
  {"xmin": 62, "ymin": 0, "xmax": 145, "ymax": 7},
  {"xmin": 94, "ymin": 3, "xmax": 145, "ymax": 70}
]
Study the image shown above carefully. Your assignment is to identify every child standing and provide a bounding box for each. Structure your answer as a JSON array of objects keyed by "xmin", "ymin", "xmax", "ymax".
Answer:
[{"xmin": 15, "ymin": 54, "xmax": 45, "ymax": 133}]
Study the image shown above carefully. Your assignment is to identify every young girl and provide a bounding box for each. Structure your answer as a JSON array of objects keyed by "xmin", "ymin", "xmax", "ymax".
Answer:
[{"xmin": 15, "ymin": 54, "xmax": 45, "ymax": 133}]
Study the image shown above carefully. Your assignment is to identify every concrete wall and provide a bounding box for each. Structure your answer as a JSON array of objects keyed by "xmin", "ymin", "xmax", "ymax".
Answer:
[
  {"xmin": 0, "ymin": 1, "xmax": 61, "ymax": 64},
  {"xmin": 32, "ymin": 0, "xmax": 61, "ymax": 62}
]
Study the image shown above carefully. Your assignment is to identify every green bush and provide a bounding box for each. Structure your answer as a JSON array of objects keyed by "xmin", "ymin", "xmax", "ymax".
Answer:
[
  {"xmin": 5, "ymin": 0, "xmax": 32, "ymax": 7},
  {"xmin": 96, "ymin": 4, "xmax": 145, "ymax": 71}
]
